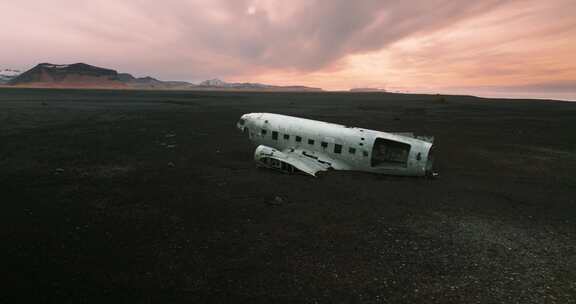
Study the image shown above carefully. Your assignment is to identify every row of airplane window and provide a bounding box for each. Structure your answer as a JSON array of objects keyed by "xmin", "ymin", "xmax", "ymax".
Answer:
[{"xmin": 261, "ymin": 129, "xmax": 368, "ymax": 156}]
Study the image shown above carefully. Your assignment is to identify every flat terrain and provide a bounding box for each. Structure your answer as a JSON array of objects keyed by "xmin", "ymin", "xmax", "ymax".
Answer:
[{"xmin": 1, "ymin": 88, "xmax": 575, "ymax": 303}]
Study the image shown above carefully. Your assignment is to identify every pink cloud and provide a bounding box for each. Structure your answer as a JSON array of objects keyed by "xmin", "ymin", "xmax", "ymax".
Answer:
[{"xmin": 1, "ymin": 0, "xmax": 574, "ymax": 99}]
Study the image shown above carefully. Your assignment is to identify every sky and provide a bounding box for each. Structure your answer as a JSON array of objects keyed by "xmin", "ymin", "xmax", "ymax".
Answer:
[{"xmin": 1, "ymin": 0, "xmax": 575, "ymax": 100}]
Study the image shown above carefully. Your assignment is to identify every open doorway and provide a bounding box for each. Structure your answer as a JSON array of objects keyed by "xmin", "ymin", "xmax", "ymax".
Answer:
[{"xmin": 371, "ymin": 138, "xmax": 410, "ymax": 167}]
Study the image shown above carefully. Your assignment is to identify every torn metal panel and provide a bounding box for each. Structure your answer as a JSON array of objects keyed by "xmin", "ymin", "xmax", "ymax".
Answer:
[
  {"xmin": 391, "ymin": 132, "xmax": 435, "ymax": 143},
  {"xmin": 254, "ymin": 145, "xmax": 330, "ymax": 177}
]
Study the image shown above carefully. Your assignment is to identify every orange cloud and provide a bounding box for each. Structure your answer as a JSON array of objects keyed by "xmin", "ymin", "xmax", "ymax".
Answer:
[{"xmin": 1, "ymin": 0, "xmax": 574, "ymax": 99}]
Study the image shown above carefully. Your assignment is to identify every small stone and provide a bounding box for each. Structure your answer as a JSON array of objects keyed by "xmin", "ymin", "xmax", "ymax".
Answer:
[{"xmin": 268, "ymin": 196, "xmax": 285, "ymax": 206}]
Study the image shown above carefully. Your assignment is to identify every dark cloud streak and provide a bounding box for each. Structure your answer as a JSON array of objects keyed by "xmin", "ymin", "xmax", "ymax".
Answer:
[{"xmin": 145, "ymin": 0, "xmax": 509, "ymax": 71}]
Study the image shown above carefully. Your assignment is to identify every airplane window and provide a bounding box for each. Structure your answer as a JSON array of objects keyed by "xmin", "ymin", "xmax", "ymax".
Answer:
[
  {"xmin": 284, "ymin": 134, "xmax": 290, "ymax": 140},
  {"xmin": 272, "ymin": 131, "xmax": 278, "ymax": 140},
  {"xmin": 295, "ymin": 136, "xmax": 302, "ymax": 142},
  {"xmin": 261, "ymin": 129, "xmax": 267, "ymax": 135},
  {"xmin": 308, "ymin": 139, "xmax": 315, "ymax": 145},
  {"xmin": 349, "ymin": 147, "xmax": 356, "ymax": 154},
  {"xmin": 321, "ymin": 142, "xmax": 328, "ymax": 148},
  {"xmin": 334, "ymin": 144, "xmax": 342, "ymax": 154}
]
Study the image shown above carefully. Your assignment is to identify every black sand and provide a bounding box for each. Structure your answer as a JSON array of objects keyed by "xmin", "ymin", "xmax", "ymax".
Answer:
[{"xmin": 2, "ymin": 88, "xmax": 575, "ymax": 303}]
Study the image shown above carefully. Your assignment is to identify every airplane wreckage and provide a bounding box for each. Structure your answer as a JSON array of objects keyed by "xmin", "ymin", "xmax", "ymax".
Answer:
[{"xmin": 237, "ymin": 113, "xmax": 436, "ymax": 177}]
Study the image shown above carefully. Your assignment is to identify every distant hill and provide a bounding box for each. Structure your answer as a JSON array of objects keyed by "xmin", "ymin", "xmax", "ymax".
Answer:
[
  {"xmin": 9, "ymin": 63, "xmax": 127, "ymax": 88},
  {"xmin": 8, "ymin": 63, "xmax": 182, "ymax": 89},
  {"xmin": 350, "ymin": 87, "xmax": 387, "ymax": 92},
  {"xmin": 6, "ymin": 63, "xmax": 322, "ymax": 91},
  {"xmin": 197, "ymin": 78, "xmax": 322, "ymax": 91}
]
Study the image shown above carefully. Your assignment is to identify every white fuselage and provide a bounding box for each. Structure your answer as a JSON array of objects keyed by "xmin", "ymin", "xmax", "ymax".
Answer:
[{"xmin": 237, "ymin": 113, "xmax": 434, "ymax": 176}]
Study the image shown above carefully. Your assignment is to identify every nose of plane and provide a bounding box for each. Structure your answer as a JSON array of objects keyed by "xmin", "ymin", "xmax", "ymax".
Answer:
[{"xmin": 236, "ymin": 115, "xmax": 247, "ymax": 131}]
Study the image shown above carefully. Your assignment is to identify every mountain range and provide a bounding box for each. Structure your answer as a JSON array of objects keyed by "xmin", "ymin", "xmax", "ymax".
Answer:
[
  {"xmin": 1, "ymin": 63, "xmax": 322, "ymax": 91},
  {"xmin": 349, "ymin": 87, "xmax": 387, "ymax": 92}
]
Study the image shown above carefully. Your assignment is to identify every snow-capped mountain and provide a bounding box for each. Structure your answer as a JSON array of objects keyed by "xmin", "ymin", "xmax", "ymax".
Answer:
[
  {"xmin": 199, "ymin": 78, "xmax": 230, "ymax": 87},
  {"xmin": 0, "ymin": 68, "xmax": 21, "ymax": 84},
  {"xmin": 198, "ymin": 78, "xmax": 279, "ymax": 89}
]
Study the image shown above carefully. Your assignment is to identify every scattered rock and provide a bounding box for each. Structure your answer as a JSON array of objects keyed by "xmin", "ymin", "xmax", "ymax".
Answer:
[{"xmin": 267, "ymin": 196, "xmax": 286, "ymax": 206}]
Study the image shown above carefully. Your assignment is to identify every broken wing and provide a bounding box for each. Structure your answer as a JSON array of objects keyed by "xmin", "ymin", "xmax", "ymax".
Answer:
[{"xmin": 254, "ymin": 145, "xmax": 332, "ymax": 177}]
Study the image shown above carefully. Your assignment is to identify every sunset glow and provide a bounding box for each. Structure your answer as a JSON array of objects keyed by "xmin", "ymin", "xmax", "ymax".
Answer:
[{"xmin": 1, "ymin": 0, "xmax": 575, "ymax": 99}]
